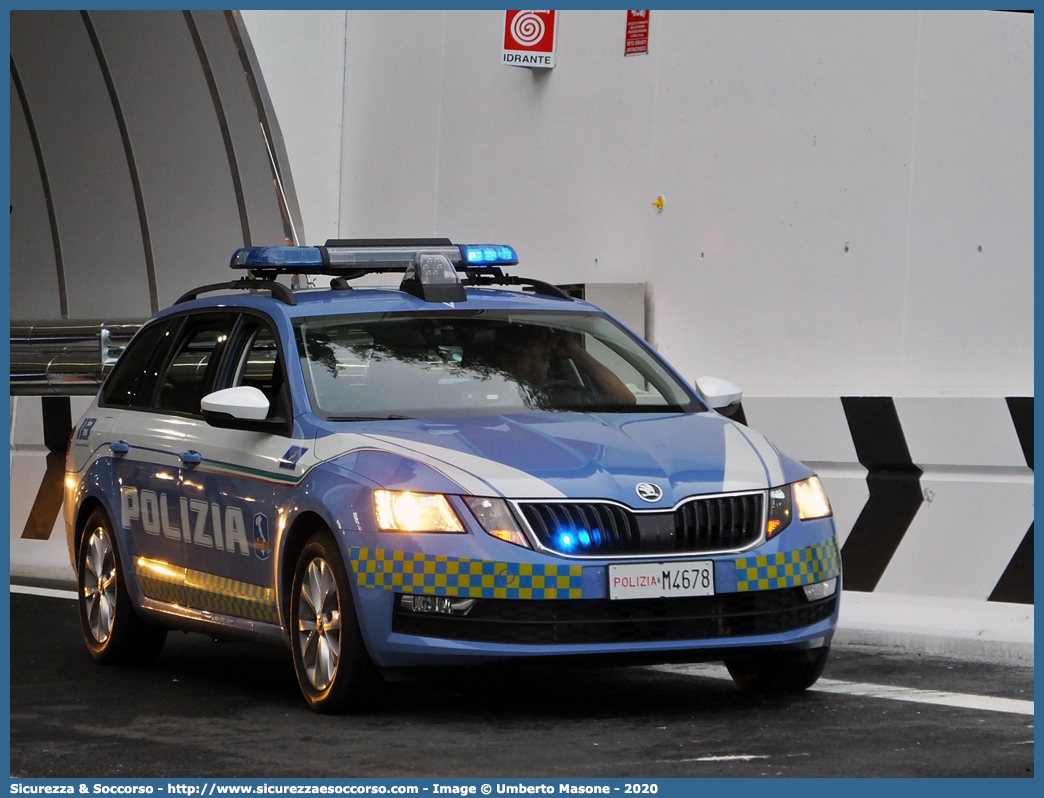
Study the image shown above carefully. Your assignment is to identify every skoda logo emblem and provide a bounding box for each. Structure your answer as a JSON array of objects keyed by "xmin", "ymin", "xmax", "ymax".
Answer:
[{"xmin": 635, "ymin": 482, "xmax": 663, "ymax": 502}]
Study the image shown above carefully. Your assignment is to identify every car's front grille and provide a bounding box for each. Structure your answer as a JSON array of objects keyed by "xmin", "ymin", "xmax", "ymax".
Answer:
[
  {"xmin": 517, "ymin": 493, "xmax": 763, "ymax": 556},
  {"xmin": 392, "ymin": 587, "xmax": 835, "ymax": 645}
]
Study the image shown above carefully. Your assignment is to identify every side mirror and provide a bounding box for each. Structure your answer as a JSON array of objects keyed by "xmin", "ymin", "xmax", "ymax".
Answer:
[
  {"xmin": 696, "ymin": 376, "xmax": 743, "ymax": 416},
  {"xmin": 201, "ymin": 386, "xmax": 270, "ymax": 420},
  {"xmin": 199, "ymin": 386, "xmax": 273, "ymax": 430}
]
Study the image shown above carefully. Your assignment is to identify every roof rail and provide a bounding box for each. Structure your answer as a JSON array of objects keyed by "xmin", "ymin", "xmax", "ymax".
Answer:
[
  {"xmin": 175, "ymin": 278, "xmax": 297, "ymax": 306},
  {"xmin": 460, "ymin": 268, "xmax": 572, "ymax": 301}
]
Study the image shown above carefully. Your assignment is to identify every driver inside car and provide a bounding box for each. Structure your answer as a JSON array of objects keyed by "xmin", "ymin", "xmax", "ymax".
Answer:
[{"xmin": 499, "ymin": 324, "xmax": 636, "ymax": 406}]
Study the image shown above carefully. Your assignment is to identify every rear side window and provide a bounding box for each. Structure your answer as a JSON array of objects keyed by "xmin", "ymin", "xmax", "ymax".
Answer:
[
  {"xmin": 101, "ymin": 319, "xmax": 177, "ymax": 409},
  {"xmin": 155, "ymin": 315, "xmax": 237, "ymax": 416},
  {"xmin": 223, "ymin": 320, "xmax": 292, "ymax": 432},
  {"xmin": 234, "ymin": 325, "xmax": 281, "ymax": 402}
]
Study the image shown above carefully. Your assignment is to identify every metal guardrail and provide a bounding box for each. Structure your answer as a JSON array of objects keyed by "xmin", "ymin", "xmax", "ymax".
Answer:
[{"xmin": 11, "ymin": 319, "xmax": 146, "ymax": 395}]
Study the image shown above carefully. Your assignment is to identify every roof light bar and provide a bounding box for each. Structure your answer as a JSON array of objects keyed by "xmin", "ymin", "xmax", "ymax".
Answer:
[{"xmin": 229, "ymin": 240, "xmax": 519, "ymax": 275}]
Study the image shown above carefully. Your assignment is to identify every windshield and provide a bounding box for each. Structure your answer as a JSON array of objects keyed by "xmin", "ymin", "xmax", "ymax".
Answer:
[{"xmin": 294, "ymin": 309, "xmax": 701, "ymax": 419}]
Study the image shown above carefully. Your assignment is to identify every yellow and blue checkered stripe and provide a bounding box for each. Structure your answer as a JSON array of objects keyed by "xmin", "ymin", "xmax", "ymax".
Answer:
[
  {"xmin": 735, "ymin": 539, "xmax": 841, "ymax": 592},
  {"xmin": 350, "ymin": 548, "xmax": 583, "ymax": 599},
  {"xmin": 135, "ymin": 557, "xmax": 279, "ymax": 623}
]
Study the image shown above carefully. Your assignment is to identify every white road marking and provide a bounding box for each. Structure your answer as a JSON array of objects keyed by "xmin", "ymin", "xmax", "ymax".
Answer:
[
  {"xmin": 11, "ymin": 584, "xmax": 78, "ymax": 600},
  {"xmin": 571, "ymin": 754, "xmax": 770, "ymax": 768},
  {"xmin": 650, "ymin": 662, "xmax": 736, "ymax": 679},
  {"xmin": 812, "ymin": 679, "xmax": 1035, "ymax": 716},
  {"xmin": 650, "ymin": 662, "xmax": 1034, "ymax": 716}
]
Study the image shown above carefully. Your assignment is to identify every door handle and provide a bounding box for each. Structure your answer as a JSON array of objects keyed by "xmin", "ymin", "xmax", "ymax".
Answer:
[
  {"xmin": 180, "ymin": 450, "xmax": 202, "ymax": 466},
  {"xmin": 110, "ymin": 440, "xmax": 130, "ymax": 456}
]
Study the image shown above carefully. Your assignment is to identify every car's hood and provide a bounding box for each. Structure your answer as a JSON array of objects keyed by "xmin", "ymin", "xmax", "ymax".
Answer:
[{"xmin": 313, "ymin": 412, "xmax": 803, "ymax": 508}]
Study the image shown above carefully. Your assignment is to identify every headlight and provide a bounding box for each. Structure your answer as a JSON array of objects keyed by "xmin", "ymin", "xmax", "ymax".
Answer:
[
  {"xmin": 793, "ymin": 476, "xmax": 832, "ymax": 520},
  {"xmin": 373, "ymin": 490, "xmax": 464, "ymax": 533},
  {"xmin": 461, "ymin": 496, "xmax": 531, "ymax": 548}
]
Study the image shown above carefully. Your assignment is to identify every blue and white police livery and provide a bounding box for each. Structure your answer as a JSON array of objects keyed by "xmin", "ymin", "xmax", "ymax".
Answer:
[{"xmin": 65, "ymin": 239, "xmax": 840, "ymax": 713}]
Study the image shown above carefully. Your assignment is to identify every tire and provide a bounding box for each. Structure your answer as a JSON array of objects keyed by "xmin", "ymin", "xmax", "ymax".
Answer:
[
  {"xmin": 77, "ymin": 508, "xmax": 167, "ymax": 666},
  {"xmin": 725, "ymin": 647, "xmax": 830, "ymax": 693},
  {"xmin": 289, "ymin": 532, "xmax": 379, "ymax": 713}
]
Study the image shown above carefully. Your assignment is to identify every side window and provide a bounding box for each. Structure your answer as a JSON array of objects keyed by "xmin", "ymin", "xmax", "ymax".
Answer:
[
  {"xmin": 101, "ymin": 319, "xmax": 178, "ymax": 409},
  {"xmin": 230, "ymin": 322, "xmax": 289, "ymax": 421},
  {"xmin": 155, "ymin": 315, "xmax": 237, "ymax": 416}
]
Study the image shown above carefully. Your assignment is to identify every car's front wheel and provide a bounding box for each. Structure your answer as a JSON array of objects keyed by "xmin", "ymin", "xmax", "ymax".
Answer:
[
  {"xmin": 289, "ymin": 532, "xmax": 378, "ymax": 713},
  {"xmin": 77, "ymin": 507, "xmax": 167, "ymax": 665},
  {"xmin": 725, "ymin": 647, "xmax": 830, "ymax": 693}
]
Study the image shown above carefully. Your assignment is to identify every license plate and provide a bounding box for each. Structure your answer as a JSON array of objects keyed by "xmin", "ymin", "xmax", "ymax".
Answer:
[{"xmin": 608, "ymin": 560, "xmax": 714, "ymax": 600}]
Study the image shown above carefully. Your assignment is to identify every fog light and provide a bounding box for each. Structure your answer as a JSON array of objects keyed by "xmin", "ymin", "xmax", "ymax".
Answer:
[
  {"xmin": 802, "ymin": 578, "xmax": 837, "ymax": 601},
  {"xmin": 399, "ymin": 595, "xmax": 476, "ymax": 615}
]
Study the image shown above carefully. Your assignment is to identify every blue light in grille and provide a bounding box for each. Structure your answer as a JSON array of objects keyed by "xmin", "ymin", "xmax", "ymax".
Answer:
[
  {"xmin": 554, "ymin": 530, "xmax": 578, "ymax": 552},
  {"xmin": 552, "ymin": 525, "xmax": 604, "ymax": 552}
]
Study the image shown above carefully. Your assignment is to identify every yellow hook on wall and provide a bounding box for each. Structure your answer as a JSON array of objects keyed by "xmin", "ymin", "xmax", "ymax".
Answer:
[{"xmin": 651, "ymin": 195, "xmax": 664, "ymax": 212}]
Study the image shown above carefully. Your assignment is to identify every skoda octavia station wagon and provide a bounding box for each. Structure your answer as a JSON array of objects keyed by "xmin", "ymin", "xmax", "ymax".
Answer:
[{"xmin": 65, "ymin": 239, "xmax": 840, "ymax": 712}]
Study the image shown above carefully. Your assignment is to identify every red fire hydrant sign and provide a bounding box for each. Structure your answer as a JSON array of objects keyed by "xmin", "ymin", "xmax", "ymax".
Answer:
[
  {"xmin": 626, "ymin": 10, "xmax": 650, "ymax": 56},
  {"xmin": 502, "ymin": 10, "xmax": 558, "ymax": 68}
]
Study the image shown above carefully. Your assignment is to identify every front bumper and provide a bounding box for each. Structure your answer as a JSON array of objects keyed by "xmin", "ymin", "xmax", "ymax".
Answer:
[{"xmin": 343, "ymin": 517, "xmax": 840, "ymax": 668}]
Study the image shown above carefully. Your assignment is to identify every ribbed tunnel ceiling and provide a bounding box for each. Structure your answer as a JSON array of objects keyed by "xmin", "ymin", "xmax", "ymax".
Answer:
[{"xmin": 10, "ymin": 10, "xmax": 303, "ymax": 321}]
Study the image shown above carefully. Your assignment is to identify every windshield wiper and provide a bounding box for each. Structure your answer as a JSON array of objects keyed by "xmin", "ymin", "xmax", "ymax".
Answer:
[{"xmin": 326, "ymin": 414, "xmax": 414, "ymax": 422}]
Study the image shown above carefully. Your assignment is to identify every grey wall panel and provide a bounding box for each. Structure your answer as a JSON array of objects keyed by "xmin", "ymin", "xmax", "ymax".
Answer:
[
  {"xmin": 10, "ymin": 11, "xmax": 152, "ymax": 319},
  {"xmin": 88, "ymin": 10, "xmax": 244, "ymax": 308},
  {"xmin": 190, "ymin": 10, "xmax": 288, "ymax": 249},
  {"xmin": 9, "ymin": 10, "xmax": 297, "ymax": 323},
  {"xmin": 9, "ymin": 74, "xmax": 63, "ymax": 320},
  {"xmin": 225, "ymin": 11, "xmax": 305, "ymax": 246}
]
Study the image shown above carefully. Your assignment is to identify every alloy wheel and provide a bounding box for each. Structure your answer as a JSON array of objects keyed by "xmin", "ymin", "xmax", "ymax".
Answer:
[
  {"xmin": 82, "ymin": 527, "xmax": 117, "ymax": 644},
  {"xmin": 296, "ymin": 557, "xmax": 342, "ymax": 691}
]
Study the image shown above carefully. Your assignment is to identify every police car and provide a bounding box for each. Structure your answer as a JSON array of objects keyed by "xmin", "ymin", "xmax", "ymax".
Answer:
[{"xmin": 65, "ymin": 239, "xmax": 840, "ymax": 713}]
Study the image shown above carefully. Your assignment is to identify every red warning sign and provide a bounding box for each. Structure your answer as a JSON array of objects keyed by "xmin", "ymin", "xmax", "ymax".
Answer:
[
  {"xmin": 626, "ymin": 10, "xmax": 650, "ymax": 56},
  {"xmin": 503, "ymin": 10, "xmax": 558, "ymax": 68}
]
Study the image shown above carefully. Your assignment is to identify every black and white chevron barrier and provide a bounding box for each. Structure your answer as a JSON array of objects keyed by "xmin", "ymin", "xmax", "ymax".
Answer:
[{"xmin": 743, "ymin": 396, "xmax": 1033, "ymax": 606}]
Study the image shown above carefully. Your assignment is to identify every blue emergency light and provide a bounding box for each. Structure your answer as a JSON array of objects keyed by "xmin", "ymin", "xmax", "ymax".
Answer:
[
  {"xmin": 231, "ymin": 247, "xmax": 324, "ymax": 269},
  {"xmin": 459, "ymin": 244, "xmax": 519, "ymax": 267}
]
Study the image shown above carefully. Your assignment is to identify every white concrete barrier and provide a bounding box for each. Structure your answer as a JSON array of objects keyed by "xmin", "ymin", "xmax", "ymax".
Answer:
[
  {"xmin": 9, "ymin": 395, "xmax": 92, "ymax": 586},
  {"xmin": 743, "ymin": 395, "xmax": 1033, "ymax": 663}
]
